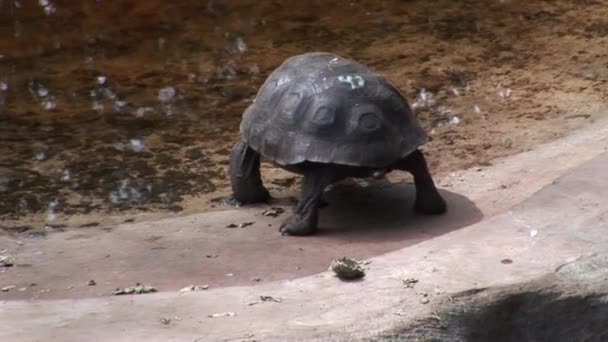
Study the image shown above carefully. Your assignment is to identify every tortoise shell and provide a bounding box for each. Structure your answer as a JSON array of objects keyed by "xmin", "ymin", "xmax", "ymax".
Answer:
[{"xmin": 239, "ymin": 52, "xmax": 427, "ymax": 167}]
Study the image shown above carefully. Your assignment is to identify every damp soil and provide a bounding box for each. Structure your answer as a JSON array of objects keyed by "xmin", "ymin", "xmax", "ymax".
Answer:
[{"xmin": 1, "ymin": 0, "xmax": 607, "ymax": 234}]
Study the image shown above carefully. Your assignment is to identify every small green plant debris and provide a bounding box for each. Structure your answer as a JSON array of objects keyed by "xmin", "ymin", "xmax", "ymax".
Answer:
[{"xmin": 330, "ymin": 257, "xmax": 365, "ymax": 280}]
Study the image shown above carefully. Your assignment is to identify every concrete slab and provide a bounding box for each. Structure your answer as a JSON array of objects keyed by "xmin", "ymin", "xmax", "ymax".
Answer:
[
  {"xmin": 1, "ymin": 118, "xmax": 608, "ymax": 341},
  {"xmin": 0, "ymin": 185, "xmax": 482, "ymax": 301}
]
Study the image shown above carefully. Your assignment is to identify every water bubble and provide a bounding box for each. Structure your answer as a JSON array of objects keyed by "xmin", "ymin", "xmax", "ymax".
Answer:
[
  {"xmin": 129, "ymin": 139, "xmax": 146, "ymax": 153},
  {"xmin": 14, "ymin": 1, "xmax": 23, "ymax": 9},
  {"xmin": 497, "ymin": 85, "xmax": 512, "ymax": 99},
  {"xmin": 162, "ymin": 104, "xmax": 174, "ymax": 117},
  {"xmin": 38, "ymin": 0, "xmax": 56, "ymax": 15},
  {"xmin": 92, "ymin": 101, "xmax": 104, "ymax": 112},
  {"xmin": 111, "ymin": 142, "xmax": 126, "ymax": 151},
  {"xmin": 216, "ymin": 64, "xmax": 237, "ymax": 80},
  {"xmin": 61, "ymin": 169, "xmax": 70, "ymax": 182},
  {"xmin": 158, "ymin": 37, "xmax": 166, "ymax": 50},
  {"xmin": 583, "ymin": 72, "xmax": 596, "ymax": 81},
  {"xmin": 420, "ymin": 89, "xmax": 429, "ymax": 102},
  {"xmin": 158, "ymin": 87, "xmax": 176, "ymax": 103},
  {"xmin": 412, "ymin": 88, "xmax": 435, "ymax": 109},
  {"xmin": 96, "ymin": 75, "xmax": 107, "ymax": 85},
  {"xmin": 103, "ymin": 88, "xmax": 117, "ymax": 100},
  {"xmin": 235, "ymin": 37, "xmax": 247, "ymax": 53},
  {"xmin": 47, "ymin": 198, "xmax": 59, "ymax": 221},
  {"xmin": 14, "ymin": 20, "xmax": 23, "ymax": 38},
  {"xmin": 249, "ymin": 64, "xmax": 260, "ymax": 75},
  {"xmin": 37, "ymin": 87, "xmax": 49, "ymax": 98},
  {"xmin": 0, "ymin": 82, "xmax": 8, "ymax": 91},
  {"xmin": 158, "ymin": 192, "xmax": 172, "ymax": 204},
  {"xmin": 42, "ymin": 98, "xmax": 56, "ymax": 110},
  {"xmin": 34, "ymin": 152, "xmax": 46, "ymax": 161},
  {"xmin": 109, "ymin": 180, "xmax": 142, "ymax": 204},
  {"xmin": 114, "ymin": 100, "xmax": 128, "ymax": 110},
  {"xmin": 134, "ymin": 106, "xmax": 153, "ymax": 118},
  {"xmin": 449, "ymin": 116, "xmax": 461, "ymax": 125},
  {"xmin": 0, "ymin": 174, "xmax": 13, "ymax": 192}
]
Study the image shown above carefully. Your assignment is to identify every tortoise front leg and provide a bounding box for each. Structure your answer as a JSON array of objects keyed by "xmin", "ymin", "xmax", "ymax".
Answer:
[
  {"xmin": 229, "ymin": 141, "xmax": 270, "ymax": 204},
  {"xmin": 393, "ymin": 149, "xmax": 447, "ymax": 215},
  {"xmin": 280, "ymin": 166, "xmax": 336, "ymax": 236}
]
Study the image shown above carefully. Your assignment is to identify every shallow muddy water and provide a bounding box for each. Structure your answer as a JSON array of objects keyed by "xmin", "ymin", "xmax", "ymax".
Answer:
[{"xmin": 1, "ymin": 0, "xmax": 607, "ymax": 231}]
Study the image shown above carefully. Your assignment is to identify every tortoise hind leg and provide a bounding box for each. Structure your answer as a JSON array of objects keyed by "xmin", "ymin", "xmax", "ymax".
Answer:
[
  {"xmin": 229, "ymin": 141, "xmax": 270, "ymax": 204},
  {"xmin": 393, "ymin": 149, "xmax": 447, "ymax": 214}
]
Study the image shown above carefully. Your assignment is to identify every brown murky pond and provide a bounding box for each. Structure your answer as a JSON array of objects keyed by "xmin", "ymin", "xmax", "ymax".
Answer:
[{"xmin": 1, "ymin": 0, "xmax": 607, "ymax": 232}]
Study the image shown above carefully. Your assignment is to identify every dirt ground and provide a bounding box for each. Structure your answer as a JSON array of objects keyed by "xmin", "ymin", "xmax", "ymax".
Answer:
[{"xmin": 1, "ymin": 1, "xmax": 607, "ymax": 233}]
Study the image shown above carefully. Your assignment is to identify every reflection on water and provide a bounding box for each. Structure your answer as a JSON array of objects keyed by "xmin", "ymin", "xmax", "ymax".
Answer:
[{"xmin": 0, "ymin": 1, "xmax": 605, "ymax": 221}]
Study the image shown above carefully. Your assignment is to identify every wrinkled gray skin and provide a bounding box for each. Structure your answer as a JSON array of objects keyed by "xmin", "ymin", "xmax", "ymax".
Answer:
[{"xmin": 230, "ymin": 52, "xmax": 446, "ymax": 236}]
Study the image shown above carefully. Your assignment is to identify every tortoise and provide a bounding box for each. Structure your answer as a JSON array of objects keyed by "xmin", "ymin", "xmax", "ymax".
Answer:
[{"xmin": 229, "ymin": 52, "xmax": 446, "ymax": 236}]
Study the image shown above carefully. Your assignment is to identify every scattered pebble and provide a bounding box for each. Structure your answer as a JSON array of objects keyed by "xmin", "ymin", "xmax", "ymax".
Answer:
[
  {"xmin": 226, "ymin": 222, "xmax": 254, "ymax": 228},
  {"xmin": 0, "ymin": 256, "xmax": 15, "ymax": 268},
  {"xmin": 206, "ymin": 254, "xmax": 218, "ymax": 258},
  {"xmin": 252, "ymin": 277, "xmax": 261, "ymax": 282},
  {"xmin": 248, "ymin": 295, "xmax": 282, "ymax": 306},
  {"xmin": 2, "ymin": 285, "xmax": 16, "ymax": 292},
  {"xmin": 179, "ymin": 284, "xmax": 209, "ymax": 292},
  {"xmin": 261, "ymin": 207, "xmax": 285, "ymax": 217},
  {"xmin": 418, "ymin": 291, "xmax": 431, "ymax": 304},
  {"xmin": 160, "ymin": 317, "xmax": 171, "ymax": 325},
  {"xmin": 330, "ymin": 257, "xmax": 365, "ymax": 280},
  {"xmin": 88, "ymin": 280, "xmax": 96, "ymax": 286},
  {"xmin": 226, "ymin": 273, "xmax": 234, "ymax": 277},
  {"xmin": 530, "ymin": 229, "xmax": 538, "ymax": 238},
  {"xmin": 501, "ymin": 258, "xmax": 514, "ymax": 264},
  {"xmin": 114, "ymin": 283, "xmax": 157, "ymax": 295},
  {"xmin": 402, "ymin": 277, "xmax": 419, "ymax": 288},
  {"xmin": 208, "ymin": 312, "xmax": 236, "ymax": 318},
  {"xmin": 260, "ymin": 295, "xmax": 282, "ymax": 303}
]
